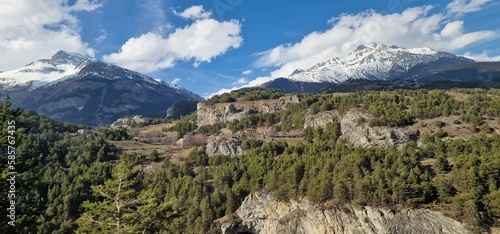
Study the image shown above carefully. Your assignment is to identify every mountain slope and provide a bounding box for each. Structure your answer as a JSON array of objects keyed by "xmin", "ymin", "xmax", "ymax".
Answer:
[
  {"xmin": 261, "ymin": 77, "xmax": 332, "ymax": 93},
  {"xmin": 411, "ymin": 61, "xmax": 500, "ymax": 82},
  {"xmin": 0, "ymin": 51, "xmax": 202, "ymax": 126}
]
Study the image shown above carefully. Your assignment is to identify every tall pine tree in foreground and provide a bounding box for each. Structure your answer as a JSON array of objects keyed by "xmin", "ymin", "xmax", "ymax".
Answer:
[{"xmin": 77, "ymin": 154, "xmax": 141, "ymax": 233}]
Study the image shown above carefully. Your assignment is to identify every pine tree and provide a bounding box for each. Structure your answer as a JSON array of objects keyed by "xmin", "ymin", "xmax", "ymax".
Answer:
[{"xmin": 76, "ymin": 157, "xmax": 141, "ymax": 233}]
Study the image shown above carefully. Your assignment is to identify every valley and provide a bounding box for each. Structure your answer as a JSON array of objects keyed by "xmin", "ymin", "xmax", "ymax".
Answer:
[
  {"xmin": 2, "ymin": 47, "xmax": 500, "ymax": 234},
  {"xmin": 70, "ymin": 87, "xmax": 498, "ymax": 233}
]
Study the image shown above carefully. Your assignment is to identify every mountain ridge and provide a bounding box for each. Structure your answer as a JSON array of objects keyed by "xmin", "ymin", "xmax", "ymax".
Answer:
[{"xmin": 288, "ymin": 43, "xmax": 474, "ymax": 83}]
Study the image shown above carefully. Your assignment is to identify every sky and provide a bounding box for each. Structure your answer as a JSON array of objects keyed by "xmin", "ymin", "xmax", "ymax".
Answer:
[{"xmin": 0, "ymin": 0, "xmax": 499, "ymax": 97}]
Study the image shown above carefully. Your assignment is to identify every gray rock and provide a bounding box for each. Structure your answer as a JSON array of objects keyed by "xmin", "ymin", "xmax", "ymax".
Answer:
[
  {"xmin": 340, "ymin": 109, "xmax": 419, "ymax": 148},
  {"xmin": 205, "ymin": 137, "xmax": 244, "ymax": 157},
  {"xmin": 222, "ymin": 192, "xmax": 471, "ymax": 234},
  {"xmin": 197, "ymin": 95, "xmax": 301, "ymax": 127},
  {"xmin": 304, "ymin": 111, "xmax": 337, "ymax": 129}
]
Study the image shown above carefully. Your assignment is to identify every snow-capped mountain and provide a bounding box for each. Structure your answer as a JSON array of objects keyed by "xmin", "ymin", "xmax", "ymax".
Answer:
[
  {"xmin": 289, "ymin": 43, "xmax": 474, "ymax": 83},
  {"xmin": 0, "ymin": 51, "xmax": 202, "ymax": 126},
  {"xmin": 0, "ymin": 51, "xmax": 88, "ymax": 90}
]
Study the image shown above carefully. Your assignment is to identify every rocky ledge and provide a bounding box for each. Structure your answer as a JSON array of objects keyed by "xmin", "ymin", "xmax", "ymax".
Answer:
[
  {"xmin": 340, "ymin": 109, "xmax": 419, "ymax": 148},
  {"xmin": 221, "ymin": 192, "xmax": 471, "ymax": 234}
]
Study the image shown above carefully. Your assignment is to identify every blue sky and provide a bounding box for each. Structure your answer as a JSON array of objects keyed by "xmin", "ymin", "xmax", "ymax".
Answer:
[{"xmin": 0, "ymin": 0, "xmax": 499, "ymax": 97}]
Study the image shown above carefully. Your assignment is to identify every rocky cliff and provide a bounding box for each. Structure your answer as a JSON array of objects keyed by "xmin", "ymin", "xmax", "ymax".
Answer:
[
  {"xmin": 221, "ymin": 192, "xmax": 471, "ymax": 234},
  {"xmin": 197, "ymin": 95, "xmax": 300, "ymax": 127},
  {"xmin": 340, "ymin": 109, "xmax": 419, "ymax": 148}
]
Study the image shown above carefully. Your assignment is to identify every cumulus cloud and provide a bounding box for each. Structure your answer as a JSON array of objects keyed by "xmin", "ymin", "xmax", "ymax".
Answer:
[
  {"xmin": 174, "ymin": 5, "xmax": 212, "ymax": 20},
  {"xmin": 0, "ymin": 0, "xmax": 100, "ymax": 71},
  {"xmin": 104, "ymin": 6, "xmax": 242, "ymax": 73},
  {"xmin": 254, "ymin": 5, "xmax": 495, "ymax": 78}
]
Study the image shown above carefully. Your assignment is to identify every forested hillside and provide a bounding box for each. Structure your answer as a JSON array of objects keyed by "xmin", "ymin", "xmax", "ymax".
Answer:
[
  {"xmin": 1, "ymin": 88, "xmax": 500, "ymax": 233},
  {"xmin": 0, "ymin": 98, "xmax": 116, "ymax": 233}
]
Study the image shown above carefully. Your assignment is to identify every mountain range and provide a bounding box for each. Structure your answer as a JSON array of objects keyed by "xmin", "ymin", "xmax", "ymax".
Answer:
[
  {"xmin": 1, "ymin": 44, "xmax": 499, "ymax": 126},
  {"xmin": 0, "ymin": 51, "xmax": 202, "ymax": 126},
  {"xmin": 263, "ymin": 43, "xmax": 500, "ymax": 92}
]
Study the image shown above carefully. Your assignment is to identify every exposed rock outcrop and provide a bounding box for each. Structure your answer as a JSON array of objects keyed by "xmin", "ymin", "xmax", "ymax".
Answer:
[
  {"xmin": 222, "ymin": 192, "xmax": 471, "ymax": 234},
  {"xmin": 111, "ymin": 115, "xmax": 150, "ymax": 129},
  {"xmin": 304, "ymin": 111, "xmax": 337, "ymax": 129},
  {"xmin": 340, "ymin": 109, "xmax": 419, "ymax": 148},
  {"xmin": 197, "ymin": 95, "xmax": 301, "ymax": 127},
  {"xmin": 205, "ymin": 137, "xmax": 244, "ymax": 157}
]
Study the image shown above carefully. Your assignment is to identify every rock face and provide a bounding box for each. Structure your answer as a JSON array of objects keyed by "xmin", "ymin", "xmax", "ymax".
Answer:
[
  {"xmin": 205, "ymin": 137, "xmax": 244, "ymax": 157},
  {"xmin": 340, "ymin": 109, "xmax": 419, "ymax": 148},
  {"xmin": 197, "ymin": 95, "xmax": 301, "ymax": 127},
  {"xmin": 304, "ymin": 111, "xmax": 337, "ymax": 129},
  {"xmin": 221, "ymin": 192, "xmax": 471, "ymax": 234}
]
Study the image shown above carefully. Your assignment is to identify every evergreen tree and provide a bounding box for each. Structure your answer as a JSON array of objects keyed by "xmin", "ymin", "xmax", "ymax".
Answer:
[{"xmin": 77, "ymin": 156, "xmax": 141, "ymax": 233}]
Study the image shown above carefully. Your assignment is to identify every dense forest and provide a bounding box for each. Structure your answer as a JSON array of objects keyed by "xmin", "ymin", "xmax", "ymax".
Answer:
[{"xmin": 1, "ymin": 88, "xmax": 500, "ymax": 233}]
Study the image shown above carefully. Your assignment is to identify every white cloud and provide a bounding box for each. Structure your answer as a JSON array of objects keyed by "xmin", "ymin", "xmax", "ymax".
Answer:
[
  {"xmin": 174, "ymin": 5, "xmax": 212, "ymax": 20},
  {"xmin": 207, "ymin": 87, "xmax": 238, "ymax": 98},
  {"xmin": 171, "ymin": 77, "xmax": 181, "ymax": 85},
  {"xmin": 242, "ymin": 69, "xmax": 252, "ymax": 75},
  {"xmin": 94, "ymin": 29, "xmax": 107, "ymax": 44},
  {"xmin": 447, "ymin": 0, "xmax": 491, "ymax": 14},
  {"xmin": 254, "ymin": 5, "xmax": 495, "ymax": 78},
  {"xmin": 463, "ymin": 51, "xmax": 500, "ymax": 61},
  {"xmin": 440, "ymin": 21, "xmax": 464, "ymax": 38},
  {"xmin": 208, "ymin": 76, "xmax": 274, "ymax": 97},
  {"xmin": 104, "ymin": 6, "xmax": 242, "ymax": 73},
  {"xmin": 232, "ymin": 77, "xmax": 247, "ymax": 85},
  {"xmin": 0, "ymin": 0, "xmax": 100, "ymax": 71},
  {"xmin": 246, "ymin": 76, "xmax": 274, "ymax": 87}
]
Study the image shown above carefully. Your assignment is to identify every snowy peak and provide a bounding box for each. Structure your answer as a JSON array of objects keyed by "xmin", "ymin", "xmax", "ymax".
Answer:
[
  {"xmin": 0, "ymin": 51, "xmax": 203, "ymax": 126},
  {"xmin": 407, "ymin": 47, "xmax": 439, "ymax": 55},
  {"xmin": 0, "ymin": 51, "xmax": 202, "ymax": 101},
  {"xmin": 289, "ymin": 44, "xmax": 472, "ymax": 83},
  {"xmin": 1, "ymin": 51, "xmax": 152, "ymax": 90},
  {"xmin": 351, "ymin": 43, "xmax": 437, "ymax": 55},
  {"xmin": 0, "ymin": 51, "xmax": 87, "ymax": 89},
  {"xmin": 49, "ymin": 50, "xmax": 89, "ymax": 66}
]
